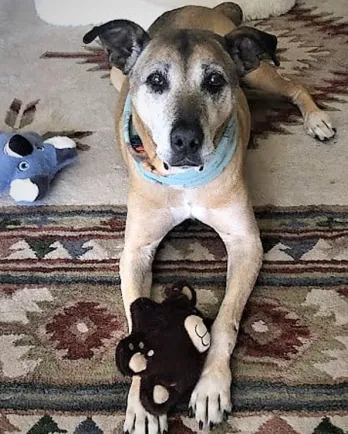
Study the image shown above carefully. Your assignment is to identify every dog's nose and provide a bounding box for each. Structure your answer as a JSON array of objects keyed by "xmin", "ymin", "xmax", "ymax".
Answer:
[{"xmin": 170, "ymin": 122, "xmax": 204, "ymax": 155}]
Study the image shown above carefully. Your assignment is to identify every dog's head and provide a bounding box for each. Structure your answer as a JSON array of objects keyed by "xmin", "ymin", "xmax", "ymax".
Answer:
[{"xmin": 84, "ymin": 21, "xmax": 278, "ymax": 169}]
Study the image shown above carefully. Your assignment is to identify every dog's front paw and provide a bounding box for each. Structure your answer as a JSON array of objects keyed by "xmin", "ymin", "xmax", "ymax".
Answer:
[
  {"xmin": 188, "ymin": 365, "xmax": 232, "ymax": 430},
  {"xmin": 124, "ymin": 377, "xmax": 168, "ymax": 434},
  {"xmin": 304, "ymin": 110, "xmax": 336, "ymax": 141}
]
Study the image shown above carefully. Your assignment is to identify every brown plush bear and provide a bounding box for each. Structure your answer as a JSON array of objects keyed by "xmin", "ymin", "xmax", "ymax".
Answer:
[{"xmin": 115, "ymin": 281, "xmax": 211, "ymax": 415}]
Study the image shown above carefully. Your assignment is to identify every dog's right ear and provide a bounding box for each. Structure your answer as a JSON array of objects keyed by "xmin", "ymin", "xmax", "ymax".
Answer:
[{"xmin": 83, "ymin": 20, "xmax": 149, "ymax": 74}]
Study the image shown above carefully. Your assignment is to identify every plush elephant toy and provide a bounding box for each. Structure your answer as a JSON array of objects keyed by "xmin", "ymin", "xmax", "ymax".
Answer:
[
  {"xmin": 0, "ymin": 132, "xmax": 78, "ymax": 204},
  {"xmin": 115, "ymin": 281, "xmax": 212, "ymax": 416}
]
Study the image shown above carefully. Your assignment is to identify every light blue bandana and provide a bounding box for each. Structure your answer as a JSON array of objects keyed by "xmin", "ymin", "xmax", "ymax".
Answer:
[{"xmin": 123, "ymin": 95, "xmax": 238, "ymax": 189}]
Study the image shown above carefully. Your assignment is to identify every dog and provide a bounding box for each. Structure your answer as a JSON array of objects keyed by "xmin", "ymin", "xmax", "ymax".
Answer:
[{"xmin": 83, "ymin": 3, "xmax": 335, "ymax": 433}]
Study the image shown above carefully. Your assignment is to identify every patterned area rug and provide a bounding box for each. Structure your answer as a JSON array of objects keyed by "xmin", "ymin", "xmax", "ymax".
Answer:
[
  {"xmin": 0, "ymin": 0, "xmax": 347, "ymax": 207},
  {"xmin": 1, "ymin": 0, "xmax": 348, "ymax": 433},
  {"xmin": 0, "ymin": 207, "xmax": 347, "ymax": 433}
]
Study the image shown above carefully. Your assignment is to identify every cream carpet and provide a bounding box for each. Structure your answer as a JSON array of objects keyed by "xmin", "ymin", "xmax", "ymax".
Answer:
[{"xmin": 0, "ymin": 0, "xmax": 347, "ymax": 208}]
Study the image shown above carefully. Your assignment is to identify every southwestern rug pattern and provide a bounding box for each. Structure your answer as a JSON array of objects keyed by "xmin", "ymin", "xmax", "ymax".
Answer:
[
  {"xmin": 1, "ymin": 0, "xmax": 348, "ymax": 432},
  {"xmin": 0, "ymin": 207, "xmax": 347, "ymax": 433},
  {"xmin": 1, "ymin": 0, "xmax": 347, "ymax": 207}
]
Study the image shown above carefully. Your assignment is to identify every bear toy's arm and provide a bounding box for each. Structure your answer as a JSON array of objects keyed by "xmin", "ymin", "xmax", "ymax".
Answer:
[
  {"xmin": 184, "ymin": 315, "xmax": 211, "ymax": 353},
  {"xmin": 115, "ymin": 332, "xmax": 155, "ymax": 377}
]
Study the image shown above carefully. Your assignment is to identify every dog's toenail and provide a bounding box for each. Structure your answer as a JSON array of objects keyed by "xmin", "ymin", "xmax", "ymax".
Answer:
[
  {"xmin": 223, "ymin": 411, "xmax": 228, "ymax": 421},
  {"xmin": 188, "ymin": 407, "xmax": 193, "ymax": 418},
  {"xmin": 199, "ymin": 421, "xmax": 203, "ymax": 430},
  {"xmin": 210, "ymin": 422, "xmax": 215, "ymax": 429}
]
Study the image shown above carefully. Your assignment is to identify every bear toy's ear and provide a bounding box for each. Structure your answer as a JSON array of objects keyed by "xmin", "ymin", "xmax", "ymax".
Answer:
[{"xmin": 165, "ymin": 281, "xmax": 197, "ymax": 306}]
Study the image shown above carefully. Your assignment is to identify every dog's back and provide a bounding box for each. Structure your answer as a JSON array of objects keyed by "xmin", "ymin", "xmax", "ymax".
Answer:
[{"xmin": 149, "ymin": 3, "xmax": 242, "ymax": 37}]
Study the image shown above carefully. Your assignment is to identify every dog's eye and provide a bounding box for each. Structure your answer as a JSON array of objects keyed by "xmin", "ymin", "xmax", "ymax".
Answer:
[
  {"xmin": 203, "ymin": 72, "xmax": 226, "ymax": 94},
  {"xmin": 146, "ymin": 72, "xmax": 168, "ymax": 93}
]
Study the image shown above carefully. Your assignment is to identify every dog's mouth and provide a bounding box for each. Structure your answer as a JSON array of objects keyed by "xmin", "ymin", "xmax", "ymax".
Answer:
[{"xmin": 168, "ymin": 155, "xmax": 203, "ymax": 168}]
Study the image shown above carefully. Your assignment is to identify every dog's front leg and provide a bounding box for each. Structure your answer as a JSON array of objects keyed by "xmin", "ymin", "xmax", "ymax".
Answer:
[
  {"xmin": 120, "ymin": 198, "xmax": 181, "ymax": 434},
  {"xmin": 189, "ymin": 202, "xmax": 263, "ymax": 429}
]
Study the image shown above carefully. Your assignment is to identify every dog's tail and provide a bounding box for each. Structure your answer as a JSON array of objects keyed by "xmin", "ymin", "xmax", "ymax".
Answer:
[{"xmin": 214, "ymin": 2, "xmax": 243, "ymax": 26}]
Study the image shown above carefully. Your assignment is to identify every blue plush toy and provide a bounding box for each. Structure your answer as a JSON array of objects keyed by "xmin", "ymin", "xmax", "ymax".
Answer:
[{"xmin": 0, "ymin": 132, "xmax": 78, "ymax": 204}]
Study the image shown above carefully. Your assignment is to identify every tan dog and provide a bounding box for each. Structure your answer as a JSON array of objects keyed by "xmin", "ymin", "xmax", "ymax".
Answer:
[{"xmin": 83, "ymin": 3, "xmax": 335, "ymax": 433}]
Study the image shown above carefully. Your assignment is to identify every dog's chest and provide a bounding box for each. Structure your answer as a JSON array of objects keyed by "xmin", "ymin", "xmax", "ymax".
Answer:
[{"xmin": 169, "ymin": 190, "xmax": 209, "ymax": 224}]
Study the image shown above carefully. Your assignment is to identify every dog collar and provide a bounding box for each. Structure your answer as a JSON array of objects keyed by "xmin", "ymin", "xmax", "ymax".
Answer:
[{"xmin": 123, "ymin": 94, "xmax": 238, "ymax": 188}]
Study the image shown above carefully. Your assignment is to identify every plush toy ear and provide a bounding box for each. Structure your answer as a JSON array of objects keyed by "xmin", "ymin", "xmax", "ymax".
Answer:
[
  {"xmin": 83, "ymin": 20, "xmax": 150, "ymax": 74},
  {"xmin": 224, "ymin": 26, "xmax": 280, "ymax": 77},
  {"xmin": 5, "ymin": 135, "xmax": 33, "ymax": 158},
  {"xmin": 165, "ymin": 281, "xmax": 197, "ymax": 306},
  {"xmin": 43, "ymin": 136, "xmax": 76, "ymax": 150}
]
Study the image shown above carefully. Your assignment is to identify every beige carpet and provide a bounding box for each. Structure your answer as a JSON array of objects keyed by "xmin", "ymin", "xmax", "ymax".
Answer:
[{"xmin": 0, "ymin": 0, "xmax": 347, "ymax": 208}]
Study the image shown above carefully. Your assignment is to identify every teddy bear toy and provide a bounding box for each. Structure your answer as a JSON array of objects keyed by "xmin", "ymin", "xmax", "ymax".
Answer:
[
  {"xmin": 0, "ymin": 132, "xmax": 78, "ymax": 205},
  {"xmin": 115, "ymin": 281, "xmax": 212, "ymax": 416}
]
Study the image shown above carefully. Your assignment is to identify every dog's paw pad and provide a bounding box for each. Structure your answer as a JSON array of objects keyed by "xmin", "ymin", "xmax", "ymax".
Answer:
[{"xmin": 304, "ymin": 111, "xmax": 336, "ymax": 141}]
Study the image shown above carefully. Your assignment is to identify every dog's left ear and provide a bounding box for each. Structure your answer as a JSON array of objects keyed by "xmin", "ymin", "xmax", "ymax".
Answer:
[
  {"xmin": 224, "ymin": 27, "xmax": 280, "ymax": 77},
  {"xmin": 83, "ymin": 20, "xmax": 149, "ymax": 74}
]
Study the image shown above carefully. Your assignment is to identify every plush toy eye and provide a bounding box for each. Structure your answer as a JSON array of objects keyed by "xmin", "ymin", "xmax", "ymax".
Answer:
[
  {"xmin": 36, "ymin": 146, "xmax": 44, "ymax": 151},
  {"xmin": 18, "ymin": 161, "xmax": 30, "ymax": 171}
]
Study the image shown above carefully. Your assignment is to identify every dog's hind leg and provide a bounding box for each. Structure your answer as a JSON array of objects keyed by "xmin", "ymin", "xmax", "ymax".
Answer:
[
  {"xmin": 214, "ymin": 2, "xmax": 243, "ymax": 26},
  {"xmin": 242, "ymin": 61, "xmax": 336, "ymax": 141}
]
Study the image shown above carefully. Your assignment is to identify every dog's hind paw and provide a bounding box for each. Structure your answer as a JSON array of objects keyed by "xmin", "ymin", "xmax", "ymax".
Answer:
[{"xmin": 304, "ymin": 111, "xmax": 336, "ymax": 142}]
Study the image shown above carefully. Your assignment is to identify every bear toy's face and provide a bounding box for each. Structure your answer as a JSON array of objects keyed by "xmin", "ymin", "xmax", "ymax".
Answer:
[{"xmin": 115, "ymin": 281, "xmax": 211, "ymax": 415}]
